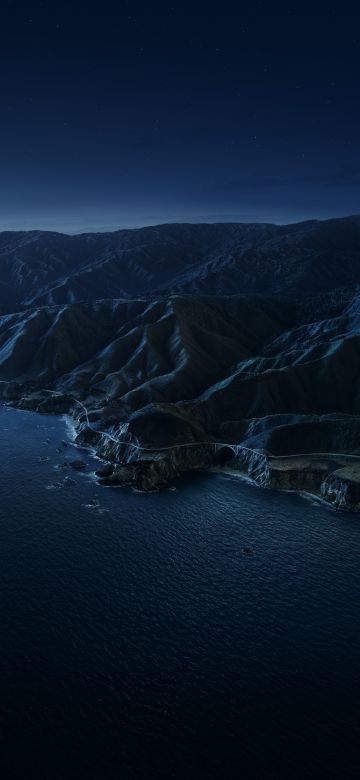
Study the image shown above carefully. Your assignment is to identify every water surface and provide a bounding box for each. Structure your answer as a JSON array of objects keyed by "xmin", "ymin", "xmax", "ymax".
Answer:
[{"xmin": 0, "ymin": 405, "xmax": 359, "ymax": 779}]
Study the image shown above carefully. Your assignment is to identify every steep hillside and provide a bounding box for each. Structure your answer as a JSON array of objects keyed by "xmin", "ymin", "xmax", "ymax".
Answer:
[
  {"xmin": 0, "ymin": 290, "xmax": 359, "ymax": 451},
  {"xmin": 1, "ymin": 216, "xmax": 360, "ymax": 504},
  {"xmin": 1, "ymin": 216, "xmax": 360, "ymax": 308}
]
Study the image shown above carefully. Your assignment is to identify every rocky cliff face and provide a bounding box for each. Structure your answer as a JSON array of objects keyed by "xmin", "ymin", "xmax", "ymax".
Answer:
[{"xmin": 1, "ymin": 217, "xmax": 360, "ymax": 506}]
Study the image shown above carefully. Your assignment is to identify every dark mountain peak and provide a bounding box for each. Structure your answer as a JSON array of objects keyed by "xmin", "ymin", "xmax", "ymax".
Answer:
[{"xmin": 0, "ymin": 215, "xmax": 359, "ymax": 310}]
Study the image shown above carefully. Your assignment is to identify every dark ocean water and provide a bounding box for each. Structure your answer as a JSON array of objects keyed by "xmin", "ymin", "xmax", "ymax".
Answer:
[{"xmin": 0, "ymin": 405, "xmax": 359, "ymax": 779}]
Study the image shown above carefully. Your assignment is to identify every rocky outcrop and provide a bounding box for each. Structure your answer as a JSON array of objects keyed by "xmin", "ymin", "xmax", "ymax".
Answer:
[
  {"xmin": 230, "ymin": 452, "xmax": 360, "ymax": 511},
  {"xmin": 320, "ymin": 469, "xmax": 360, "ymax": 510},
  {"xmin": 79, "ymin": 426, "xmax": 232, "ymax": 490}
]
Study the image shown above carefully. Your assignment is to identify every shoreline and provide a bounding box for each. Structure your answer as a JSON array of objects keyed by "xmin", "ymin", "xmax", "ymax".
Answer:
[
  {"xmin": 212, "ymin": 466, "xmax": 342, "ymax": 512},
  {"xmin": 3, "ymin": 401, "xmax": 360, "ymax": 512},
  {"xmin": 77, "ymin": 421, "xmax": 360, "ymax": 511}
]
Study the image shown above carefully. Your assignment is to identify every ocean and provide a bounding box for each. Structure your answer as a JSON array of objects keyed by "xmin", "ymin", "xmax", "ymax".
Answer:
[{"xmin": 0, "ymin": 405, "xmax": 359, "ymax": 779}]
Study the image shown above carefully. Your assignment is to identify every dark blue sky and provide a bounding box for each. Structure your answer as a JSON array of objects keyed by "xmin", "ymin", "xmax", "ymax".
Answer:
[{"xmin": 1, "ymin": 1, "xmax": 359, "ymax": 232}]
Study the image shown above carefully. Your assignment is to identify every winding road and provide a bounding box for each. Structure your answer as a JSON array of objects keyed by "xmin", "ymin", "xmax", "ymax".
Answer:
[
  {"xmin": 2, "ymin": 381, "xmax": 360, "ymax": 463},
  {"xmin": 40, "ymin": 389, "xmax": 360, "ymax": 464}
]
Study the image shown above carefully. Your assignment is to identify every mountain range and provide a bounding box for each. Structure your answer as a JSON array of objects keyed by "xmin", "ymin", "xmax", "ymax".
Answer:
[{"xmin": 1, "ymin": 215, "xmax": 360, "ymax": 505}]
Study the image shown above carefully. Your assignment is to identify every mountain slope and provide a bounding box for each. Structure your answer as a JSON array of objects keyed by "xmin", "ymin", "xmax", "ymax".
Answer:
[
  {"xmin": 1, "ymin": 291, "xmax": 360, "ymax": 453},
  {"xmin": 1, "ymin": 216, "xmax": 360, "ymax": 504},
  {"xmin": 1, "ymin": 216, "xmax": 360, "ymax": 308}
]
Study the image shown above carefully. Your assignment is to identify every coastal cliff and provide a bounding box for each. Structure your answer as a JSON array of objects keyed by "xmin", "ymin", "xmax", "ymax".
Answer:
[
  {"xmin": 71, "ymin": 415, "xmax": 360, "ymax": 509},
  {"xmin": 1, "ymin": 217, "xmax": 360, "ymax": 509}
]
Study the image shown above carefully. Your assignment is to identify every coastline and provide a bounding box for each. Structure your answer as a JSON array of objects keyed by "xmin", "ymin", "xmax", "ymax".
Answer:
[
  {"xmin": 216, "ymin": 453, "xmax": 360, "ymax": 512},
  {"xmin": 212, "ymin": 466, "xmax": 342, "ymax": 512},
  {"xmin": 3, "ymin": 397, "xmax": 360, "ymax": 511},
  {"xmin": 74, "ymin": 414, "xmax": 360, "ymax": 512}
]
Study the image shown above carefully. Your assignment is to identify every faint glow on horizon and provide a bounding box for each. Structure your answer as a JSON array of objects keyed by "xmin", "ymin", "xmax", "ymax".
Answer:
[{"xmin": 0, "ymin": 207, "xmax": 355, "ymax": 234}]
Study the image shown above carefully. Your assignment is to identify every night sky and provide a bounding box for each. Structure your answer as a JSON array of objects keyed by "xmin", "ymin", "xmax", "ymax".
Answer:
[{"xmin": 1, "ymin": 1, "xmax": 359, "ymax": 232}]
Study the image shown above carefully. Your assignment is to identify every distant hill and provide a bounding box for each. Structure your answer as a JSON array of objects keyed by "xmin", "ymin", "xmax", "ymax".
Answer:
[{"xmin": 1, "ymin": 215, "xmax": 360, "ymax": 308}]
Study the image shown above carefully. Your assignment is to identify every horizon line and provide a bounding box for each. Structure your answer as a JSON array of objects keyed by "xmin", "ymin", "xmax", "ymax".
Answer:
[{"xmin": 0, "ymin": 212, "xmax": 359, "ymax": 237}]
